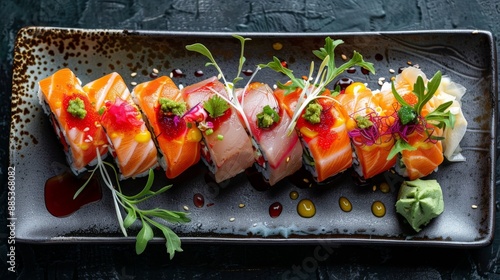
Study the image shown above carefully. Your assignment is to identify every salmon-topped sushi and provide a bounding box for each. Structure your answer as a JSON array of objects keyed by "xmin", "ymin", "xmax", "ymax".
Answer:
[
  {"xmin": 335, "ymin": 82, "xmax": 396, "ymax": 179},
  {"xmin": 181, "ymin": 76, "xmax": 254, "ymax": 183},
  {"xmin": 239, "ymin": 82, "xmax": 303, "ymax": 186},
  {"xmin": 38, "ymin": 68, "xmax": 108, "ymax": 175},
  {"xmin": 386, "ymin": 69, "xmax": 455, "ymax": 180},
  {"xmin": 275, "ymin": 86, "xmax": 353, "ymax": 182},
  {"xmin": 84, "ymin": 72, "xmax": 158, "ymax": 179},
  {"xmin": 132, "ymin": 76, "xmax": 201, "ymax": 179}
]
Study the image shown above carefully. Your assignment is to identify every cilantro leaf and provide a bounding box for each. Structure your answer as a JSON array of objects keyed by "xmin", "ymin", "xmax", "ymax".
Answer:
[{"xmin": 203, "ymin": 95, "xmax": 230, "ymax": 118}]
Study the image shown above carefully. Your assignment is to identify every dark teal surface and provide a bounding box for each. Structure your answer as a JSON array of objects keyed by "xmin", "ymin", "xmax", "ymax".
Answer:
[{"xmin": 1, "ymin": 0, "xmax": 500, "ymax": 279}]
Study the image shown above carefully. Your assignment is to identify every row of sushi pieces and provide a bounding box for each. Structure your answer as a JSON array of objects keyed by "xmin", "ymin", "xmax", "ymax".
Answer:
[{"xmin": 37, "ymin": 65, "xmax": 466, "ymax": 186}]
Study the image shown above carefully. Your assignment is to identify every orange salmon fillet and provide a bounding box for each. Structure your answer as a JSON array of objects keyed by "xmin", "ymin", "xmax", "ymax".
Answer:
[
  {"xmin": 133, "ymin": 76, "xmax": 200, "ymax": 179},
  {"xmin": 38, "ymin": 68, "xmax": 108, "ymax": 174},
  {"xmin": 84, "ymin": 73, "xmax": 158, "ymax": 179}
]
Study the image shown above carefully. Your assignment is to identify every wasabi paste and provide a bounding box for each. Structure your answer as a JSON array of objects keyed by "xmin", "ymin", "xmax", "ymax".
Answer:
[{"xmin": 395, "ymin": 179, "xmax": 444, "ymax": 232}]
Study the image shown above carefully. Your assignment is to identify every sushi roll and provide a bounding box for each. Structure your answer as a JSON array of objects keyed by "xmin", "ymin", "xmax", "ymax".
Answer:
[
  {"xmin": 84, "ymin": 72, "xmax": 158, "ymax": 179},
  {"xmin": 384, "ymin": 68, "xmax": 459, "ymax": 180},
  {"xmin": 132, "ymin": 76, "xmax": 201, "ymax": 179},
  {"xmin": 38, "ymin": 68, "xmax": 108, "ymax": 175},
  {"xmin": 274, "ymin": 86, "xmax": 353, "ymax": 182},
  {"xmin": 239, "ymin": 82, "xmax": 303, "ymax": 186},
  {"xmin": 335, "ymin": 82, "xmax": 397, "ymax": 179},
  {"xmin": 181, "ymin": 76, "xmax": 255, "ymax": 183}
]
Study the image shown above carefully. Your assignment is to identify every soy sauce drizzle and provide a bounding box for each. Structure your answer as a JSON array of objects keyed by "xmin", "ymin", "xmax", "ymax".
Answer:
[
  {"xmin": 194, "ymin": 70, "xmax": 204, "ymax": 77},
  {"xmin": 44, "ymin": 171, "xmax": 102, "ymax": 217},
  {"xmin": 193, "ymin": 193, "xmax": 205, "ymax": 208},
  {"xmin": 269, "ymin": 202, "xmax": 283, "ymax": 218}
]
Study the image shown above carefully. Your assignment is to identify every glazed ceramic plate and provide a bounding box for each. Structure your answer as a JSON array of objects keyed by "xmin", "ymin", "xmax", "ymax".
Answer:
[{"xmin": 10, "ymin": 27, "xmax": 497, "ymax": 247}]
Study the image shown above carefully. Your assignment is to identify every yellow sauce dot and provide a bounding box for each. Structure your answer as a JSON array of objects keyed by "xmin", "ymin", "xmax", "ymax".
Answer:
[
  {"xmin": 379, "ymin": 182, "xmax": 390, "ymax": 193},
  {"xmin": 339, "ymin": 197, "xmax": 352, "ymax": 212},
  {"xmin": 297, "ymin": 199, "xmax": 316, "ymax": 218},
  {"xmin": 79, "ymin": 142, "xmax": 90, "ymax": 151},
  {"xmin": 186, "ymin": 127, "xmax": 202, "ymax": 142},
  {"xmin": 134, "ymin": 130, "xmax": 151, "ymax": 143},
  {"xmin": 289, "ymin": 191, "xmax": 299, "ymax": 200},
  {"xmin": 272, "ymin": 42, "xmax": 283, "ymax": 50},
  {"xmin": 371, "ymin": 201, "xmax": 386, "ymax": 217},
  {"xmin": 55, "ymin": 101, "xmax": 62, "ymax": 109},
  {"xmin": 110, "ymin": 132, "xmax": 119, "ymax": 139}
]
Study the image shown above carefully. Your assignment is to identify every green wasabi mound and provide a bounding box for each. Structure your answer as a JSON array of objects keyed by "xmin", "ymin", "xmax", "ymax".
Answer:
[{"xmin": 395, "ymin": 179, "xmax": 444, "ymax": 232}]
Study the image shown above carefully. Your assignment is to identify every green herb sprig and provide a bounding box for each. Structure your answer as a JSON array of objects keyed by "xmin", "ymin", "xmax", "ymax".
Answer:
[
  {"xmin": 186, "ymin": 35, "xmax": 260, "ymax": 137},
  {"xmin": 387, "ymin": 70, "xmax": 456, "ymax": 159},
  {"xmin": 75, "ymin": 150, "xmax": 189, "ymax": 259},
  {"xmin": 258, "ymin": 37, "xmax": 375, "ymax": 135}
]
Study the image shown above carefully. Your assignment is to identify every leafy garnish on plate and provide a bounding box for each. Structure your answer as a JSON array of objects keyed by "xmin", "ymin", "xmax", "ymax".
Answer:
[
  {"xmin": 74, "ymin": 149, "xmax": 189, "ymax": 259},
  {"xmin": 258, "ymin": 37, "xmax": 375, "ymax": 135},
  {"xmin": 185, "ymin": 35, "xmax": 260, "ymax": 137},
  {"xmin": 388, "ymin": 70, "xmax": 455, "ymax": 159}
]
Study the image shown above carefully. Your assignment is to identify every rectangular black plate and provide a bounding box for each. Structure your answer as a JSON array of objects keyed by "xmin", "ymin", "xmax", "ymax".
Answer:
[{"xmin": 9, "ymin": 27, "xmax": 497, "ymax": 247}]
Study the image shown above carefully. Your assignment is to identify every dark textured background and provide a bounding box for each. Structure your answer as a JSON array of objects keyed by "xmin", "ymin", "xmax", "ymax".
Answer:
[{"xmin": 1, "ymin": 0, "xmax": 500, "ymax": 279}]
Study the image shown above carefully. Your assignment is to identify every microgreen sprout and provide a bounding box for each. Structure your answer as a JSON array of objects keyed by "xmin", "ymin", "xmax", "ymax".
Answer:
[
  {"xmin": 185, "ymin": 35, "xmax": 261, "ymax": 137},
  {"xmin": 74, "ymin": 149, "xmax": 190, "ymax": 259},
  {"xmin": 259, "ymin": 37, "xmax": 375, "ymax": 135}
]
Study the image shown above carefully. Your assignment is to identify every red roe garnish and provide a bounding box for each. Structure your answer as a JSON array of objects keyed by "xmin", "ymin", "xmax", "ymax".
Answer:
[
  {"xmin": 297, "ymin": 105, "xmax": 337, "ymax": 150},
  {"xmin": 156, "ymin": 107, "xmax": 187, "ymax": 140},
  {"xmin": 62, "ymin": 94, "xmax": 98, "ymax": 132},
  {"xmin": 102, "ymin": 98, "xmax": 143, "ymax": 132},
  {"xmin": 402, "ymin": 93, "xmax": 418, "ymax": 106}
]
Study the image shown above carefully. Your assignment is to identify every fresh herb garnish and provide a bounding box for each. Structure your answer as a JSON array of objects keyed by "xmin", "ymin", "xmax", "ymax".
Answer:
[
  {"xmin": 159, "ymin": 98, "xmax": 187, "ymax": 116},
  {"xmin": 388, "ymin": 70, "xmax": 455, "ymax": 159},
  {"xmin": 74, "ymin": 149, "xmax": 189, "ymax": 259},
  {"xmin": 257, "ymin": 105, "xmax": 280, "ymax": 128},
  {"xmin": 203, "ymin": 95, "xmax": 230, "ymax": 118},
  {"xmin": 259, "ymin": 37, "xmax": 375, "ymax": 134},
  {"xmin": 186, "ymin": 35, "xmax": 260, "ymax": 137}
]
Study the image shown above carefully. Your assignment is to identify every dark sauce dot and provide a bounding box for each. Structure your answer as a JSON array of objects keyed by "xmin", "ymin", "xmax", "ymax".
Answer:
[
  {"xmin": 375, "ymin": 53, "xmax": 383, "ymax": 61},
  {"xmin": 242, "ymin": 69, "xmax": 254, "ymax": 76},
  {"xmin": 245, "ymin": 166, "xmax": 271, "ymax": 191},
  {"xmin": 361, "ymin": 67, "xmax": 370, "ymax": 75},
  {"xmin": 334, "ymin": 77, "xmax": 354, "ymax": 92},
  {"xmin": 398, "ymin": 67, "xmax": 405, "ymax": 74},
  {"xmin": 280, "ymin": 60, "xmax": 288, "ymax": 68},
  {"xmin": 193, "ymin": 193, "xmax": 205, "ymax": 208},
  {"xmin": 150, "ymin": 72, "xmax": 158, "ymax": 79},
  {"xmin": 194, "ymin": 70, "xmax": 204, "ymax": 77},
  {"xmin": 269, "ymin": 202, "xmax": 283, "ymax": 218},
  {"xmin": 171, "ymin": 68, "xmax": 185, "ymax": 78},
  {"xmin": 44, "ymin": 171, "xmax": 102, "ymax": 217},
  {"xmin": 346, "ymin": 67, "xmax": 356, "ymax": 74}
]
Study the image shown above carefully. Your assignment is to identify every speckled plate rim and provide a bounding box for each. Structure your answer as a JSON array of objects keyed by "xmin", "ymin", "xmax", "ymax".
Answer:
[{"xmin": 9, "ymin": 27, "xmax": 498, "ymax": 248}]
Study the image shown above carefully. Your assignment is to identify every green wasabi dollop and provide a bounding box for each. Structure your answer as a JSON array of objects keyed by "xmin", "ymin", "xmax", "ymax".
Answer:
[
  {"xmin": 67, "ymin": 97, "xmax": 87, "ymax": 119},
  {"xmin": 395, "ymin": 179, "xmax": 444, "ymax": 232},
  {"xmin": 159, "ymin": 98, "xmax": 187, "ymax": 116},
  {"xmin": 355, "ymin": 115, "xmax": 373, "ymax": 129},
  {"xmin": 303, "ymin": 102, "xmax": 322, "ymax": 124}
]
